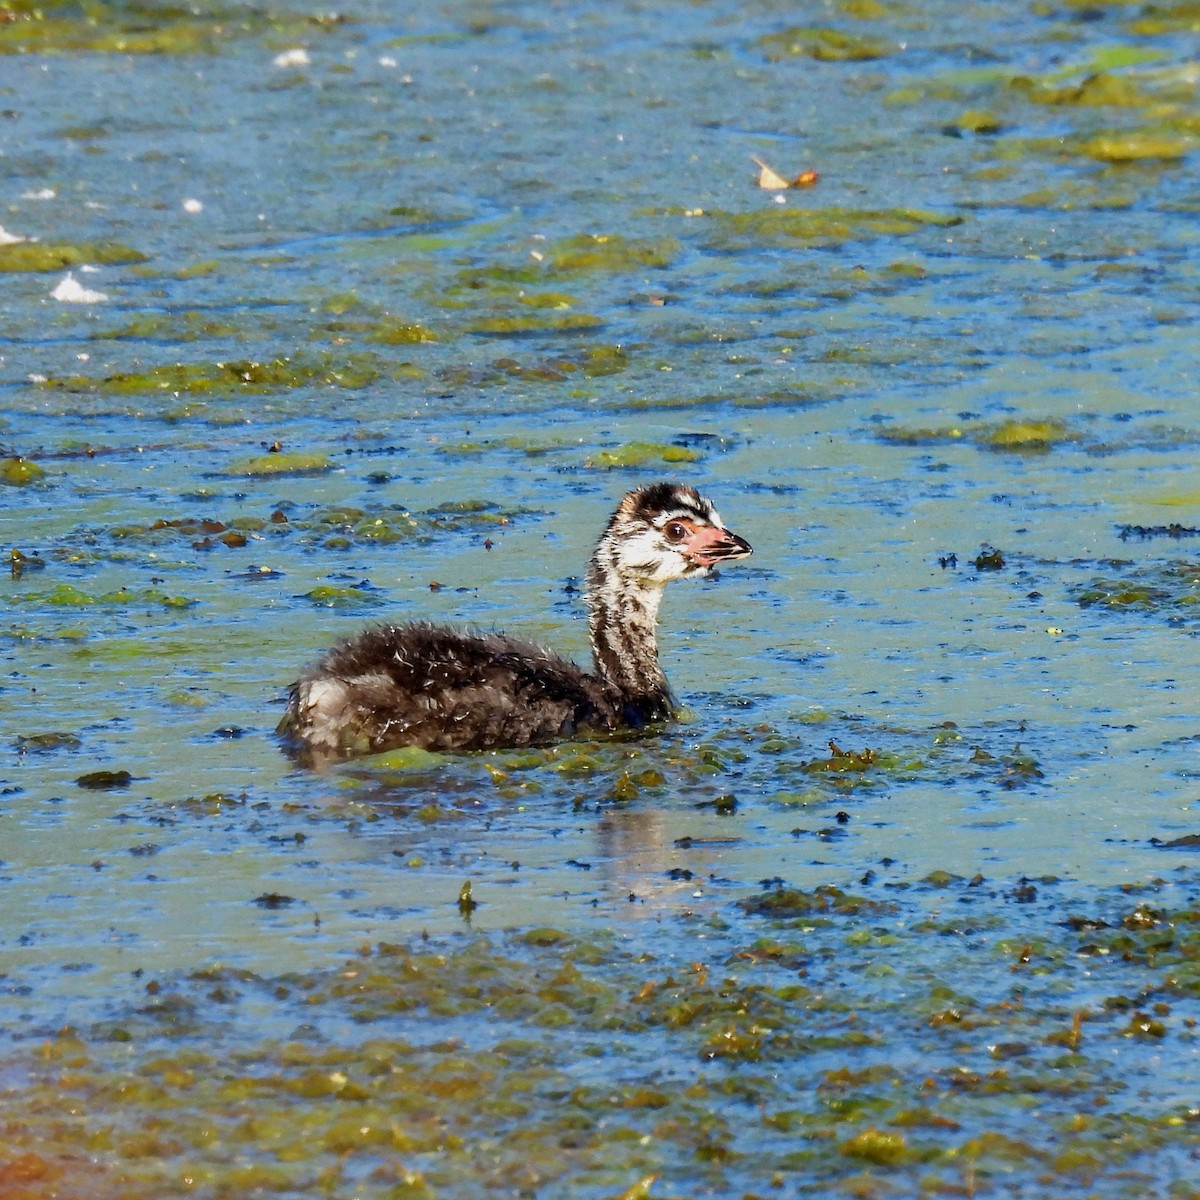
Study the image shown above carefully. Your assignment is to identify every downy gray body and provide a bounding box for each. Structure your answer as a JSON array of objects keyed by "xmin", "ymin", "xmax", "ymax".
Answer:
[{"xmin": 279, "ymin": 482, "xmax": 751, "ymax": 762}]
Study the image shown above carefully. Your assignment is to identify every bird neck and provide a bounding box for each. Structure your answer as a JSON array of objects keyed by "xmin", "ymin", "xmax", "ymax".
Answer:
[{"xmin": 585, "ymin": 554, "xmax": 672, "ymax": 718}]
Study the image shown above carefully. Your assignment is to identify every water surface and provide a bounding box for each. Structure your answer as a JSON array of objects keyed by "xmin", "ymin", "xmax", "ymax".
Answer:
[{"xmin": 2, "ymin": 1, "xmax": 1200, "ymax": 1195}]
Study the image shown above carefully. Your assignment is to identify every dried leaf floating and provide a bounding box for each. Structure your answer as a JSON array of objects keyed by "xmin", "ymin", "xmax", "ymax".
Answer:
[
  {"xmin": 752, "ymin": 156, "xmax": 791, "ymax": 190},
  {"xmin": 752, "ymin": 156, "xmax": 820, "ymax": 190}
]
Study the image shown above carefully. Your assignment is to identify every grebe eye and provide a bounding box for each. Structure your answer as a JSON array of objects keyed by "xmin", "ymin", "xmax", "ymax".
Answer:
[{"xmin": 664, "ymin": 521, "xmax": 687, "ymax": 543}]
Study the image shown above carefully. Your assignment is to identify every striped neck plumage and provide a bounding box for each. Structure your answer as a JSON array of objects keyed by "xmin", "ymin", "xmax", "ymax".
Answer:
[{"xmin": 585, "ymin": 539, "xmax": 671, "ymax": 713}]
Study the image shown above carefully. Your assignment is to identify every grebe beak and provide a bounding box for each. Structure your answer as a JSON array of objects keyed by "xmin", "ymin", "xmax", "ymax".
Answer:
[{"xmin": 685, "ymin": 526, "xmax": 753, "ymax": 567}]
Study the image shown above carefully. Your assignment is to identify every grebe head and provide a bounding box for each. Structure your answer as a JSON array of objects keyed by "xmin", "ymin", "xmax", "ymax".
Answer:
[{"xmin": 602, "ymin": 482, "xmax": 753, "ymax": 586}]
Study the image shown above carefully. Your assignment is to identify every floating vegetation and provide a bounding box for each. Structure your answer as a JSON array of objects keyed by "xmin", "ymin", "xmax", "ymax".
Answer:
[
  {"xmin": 755, "ymin": 26, "xmax": 893, "ymax": 62},
  {"xmin": 1129, "ymin": 3, "xmax": 1200, "ymax": 34},
  {"xmin": 0, "ymin": 0, "xmax": 344, "ymax": 55},
  {"xmin": 978, "ymin": 418, "xmax": 1074, "ymax": 451},
  {"xmin": 701, "ymin": 207, "xmax": 961, "ymax": 252},
  {"xmin": 42, "ymin": 502, "xmax": 525, "ymax": 564},
  {"xmin": 300, "ymin": 583, "xmax": 382, "ymax": 608},
  {"xmin": 296, "ymin": 502, "xmax": 520, "ymax": 550},
  {"xmin": 801, "ymin": 740, "xmax": 879, "ymax": 775},
  {"xmin": 15, "ymin": 730, "xmax": 81, "ymax": 753},
  {"xmin": 9, "ymin": 549, "xmax": 46, "ymax": 580},
  {"xmin": 220, "ymin": 451, "xmax": 336, "ymax": 477},
  {"xmin": 75, "ymin": 768, "xmax": 132, "ymax": 790},
  {"xmin": 362, "ymin": 319, "xmax": 438, "ymax": 345},
  {"xmin": 587, "ymin": 442, "xmax": 700, "ymax": 469},
  {"xmin": 546, "ymin": 233, "xmax": 680, "ymax": 273},
  {"xmin": 738, "ymin": 882, "xmax": 893, "ymax": 919},
  {"xmin": 96, "ymin": 311, "xmax": 248, "ymax": 342},
  {"xmin": 467, "ymin": 312, "xmax": 604, "ymax": 335},
  {"xmin": 435, "ymin": 344, "xmax": 629, "ymax": 388},
  {"xmin": 1118, "ymin": 523, "xmax": 1200, "ymax": 540},
  {"xmin": 4, "ymin": 583, "xmax": 196, "ymax": 609},
  {"xmin": 971, "ymin": 744, "xmax": 1045, "ymax": 787},
  {"xmin": 973, "ymin": 546, "xmax": 1005, "ymax": 571},
  {"xmin": 105, "ymin": 514, "xmax": 274, "ymax": 546},
  {"xmin": 0, "ymin": 456, "xmax": 44, "ymax": 485},
  {"xmin": 436, "ymin": 434, "xmax": 573, "ymax": 458},
  {"xmin": 1002, "ymin": 180, "xmax": 1139, "ymax": 211},
  {"xmin": 325, "ymin": 717, "xmax": 1048, "ymax": 815},
  {"xmin": 3, "ymin": 874, "xmax": 1199, "ymax": 1197},
  {"xmin": 1073, "ymin": 564, "xmax": 1200, "ymax": 615},
  {"xmin": 1076, "ymin": 130, "xmax": 1196, "ymax": 162},
  {"xmin": 0, "ymin": 240, "xmax": 146, "ymax": 272},
  {"xmin": 6, "ymin": 4, "xmax": 1200, "ymax": 1199},
  {"xmin": 950, "ymin": 108, "xmax": 1003, "ymax": 134},
  {"xmin": 877, "ymin": 416, "xmax": 1078, "ymax": 452},
  {"xmin": 37, "ymin": 353, "xmax": 386, "ymax": 396},
  {"xmin": 1010, "ymin": 71, "xmax": 1152, "ymax": 109}
]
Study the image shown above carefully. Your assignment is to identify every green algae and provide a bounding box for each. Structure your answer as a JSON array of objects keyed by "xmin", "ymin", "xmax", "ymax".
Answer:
[
  {"xmin": 517, "ymin": 290, "xmax": 579, "ymax": 309},
  {"xmin": 547, "ymin": 233, "xmax": 680, "ymax": 273},
  {"xmin": 377, "ymin": 717, "xmax": 1054, "ymax": 817},
  {"xmin": 886, "ymin": 44, "xmax": 1172, "ymax": 116},
  {"xmin": 300, "ymin": 584, "xmax": 381, "ymax": 607},
  {"xmin": 68, "ymin": 502, "xmax": 529, "ymax": 561},
  {"xmin": 589, "ymin": 442, "xmax": 700, "ymax": 468},
  {"xmin": 221, "ymin": 451, "xmax": 336, "ymax": 477},
  {"xmin": 840, "ymin": 1126, "xmax": 911, "ymax": 1165},
  {"xmin": 444, "ymin": 239, "xmax": 673, "ymax": 302},
  {"xmin": 4, "ymin": 1, "xmax": 1200, "ymax": 1194},
  {"xmin": 5, "ymin": 583, "xmax": 195, "ymax": 609},
  {"xmin": 0, "ymin": 0, "xmax": 344, "ymax": 55},
  {"xmin": 701, "ymin": 207, "xmax": 962, "ymax": 252},
  {"xmin": 755, "ymin": 26, "xmax": 893, "ymax": 62},
  {"xmin": 467, "ymin": 312, "xmax": 604, "ymax": 335},
  {"xmin": 1127, "ymin": 2, "xmax": 1200, "ymax": 35},
  {"xmin": 362, "ymin": 318, "xmax": 438, "ymax": 345},
  {"xmin": 1075, "ymin": 579, "xmax": 1170, "ymax": 611},
  {"xmin": 1073, "ymin": 561, "xmax": 1200, "ymax": 617},
  {"xmin": 5, "ymin": 877, "xmax": 1200, "ymax": 1197},
  {"xmin": 0, "ymin": 455, "xmax": 44, "ymax": 485},
  {"xmin": 435, "ymin": 434, "xmax": 571, "ymax": 458},
  {"xmin": 174, "ymin": 259, "xmax": 221, "ymax": 280},
  {"xmin": 96, "ymin": 312, "xmax": 246, "ymax": 342},
  {"xmin": 39, "ymin": 354, "xmax": 385, "ymax": 396},
  {"xmin": 953, "ymin": 108, "xmax": 1003, "ymax": 134},
  {"xmin": 877, "ymin": 416, "xmax": 1078, "ymax": 452},
  {"xmin": 15, "ymin": 730, "xmax": 81, "ymax": 753},
  {"xmin": 1011, "ymin": 71, "xmax": 1152, "ymax": 108},
  {"xmin": 1002, "ymin": 180, "xmax": 1139, "ymax": 211},
  {"xmin": 739, "ymin": 884, "xmax": 894, "ymax": 919},
  {"xmin": 76, "ymin": 768, "xmax": 133, "ymax": 790},
  {"xmin": 0, "ymin": 240, "xmax": 146, "ymax": 272},
  {"xmin": 435, "ymin": 344, "xmax": 629, "ymax": 389},
  {"xmin": 367, "ymin": 745, "xmax": 445, "ymax": 772},
  {"xmin": 1077, "ymin": 130, "xmax": 1196, "ymax": 161}
]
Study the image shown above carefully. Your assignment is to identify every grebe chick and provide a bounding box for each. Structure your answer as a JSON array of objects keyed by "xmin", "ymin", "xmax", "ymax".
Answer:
[{"xmin": 278, "ymin": 482, "xmax": 752, "ymax": 761}]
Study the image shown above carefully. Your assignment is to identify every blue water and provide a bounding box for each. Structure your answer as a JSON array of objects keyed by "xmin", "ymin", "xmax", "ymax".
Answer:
[{"xmin": 2, "ymin": 1, "xmax": 1200, "ymax": 1191}]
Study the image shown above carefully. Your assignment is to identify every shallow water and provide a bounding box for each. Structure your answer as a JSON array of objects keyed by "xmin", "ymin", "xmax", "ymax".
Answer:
[{"xmin": 3, "ymin": 0, "xmax": 1200, "ymax": 1195}]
